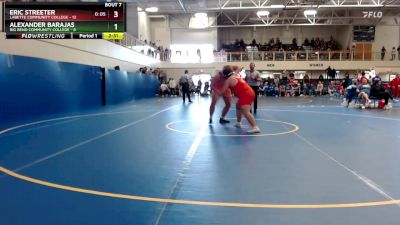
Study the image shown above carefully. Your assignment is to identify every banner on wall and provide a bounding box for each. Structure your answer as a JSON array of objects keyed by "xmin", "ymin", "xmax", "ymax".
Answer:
[{"xmin": 214, "ymin": 51, "xmax": 227, "ymax": 63}]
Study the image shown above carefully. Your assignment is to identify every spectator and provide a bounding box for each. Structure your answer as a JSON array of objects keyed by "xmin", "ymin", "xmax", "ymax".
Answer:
[
  {"xmin": 389, "ymin": 74, "xmax": 400, "ymax": 97},
  {"xmin": 189, "ymin": 78, "xmax": 195, "ymax": 95},
  {"xmin": 343, "ymin": 79, "xmax": 358, "ymax": 107},
  {"xmin": 398, "ymin": 46, "xmax": 400, "ymax": 60},
  {"xmin": 196, "ymin": 79, "xmax": 203, "ymax": 95},
  {"xmin": 316, "ymin": 81, "xmax": 324, "ymax": 96},
  {"xmin": 328, "ymin": 81, "xmax": 336, "ymax": 96},
  {"xmin": 318, "ymin": 74, "xmax": 324, "ymax": 82},
  {"xmin": 371, "ymin": 74, "xmax": 381, "ymax": 85},
  {"xmin": 326, "ymin": 66, "xmax": 334, "ymax": 79},
  {"xmin": 358, "ymin": 79, "xmax": 371, "ymax": 109},
  {"xmin": 337, "ymin": 82, "xmax": 344, "ymax": 96},
  {"xmin": 288, "ymin": 75, "xmax": 298, "ymax": 96},
  {"xmin": 351, "ymin": 44, "xmax": 356, "ymax": 59},
  {"xmin": 164, "ymin": 48, "xmax": 170, "ymax": 61},
  {"xmin": 303, "ymin": 74, "xmax": 310, "ymax": 85},
  {"xmin": 168, "ymin": 78, "xmax": 177, "ymax": 95},
  {"xmin": 159, "ymin": 83, "xmax": 170, "ymax": 97},
  {"xmin": 197, "ymin": 49, "xmax": 201, "ymax": 62},
  {"xmin": 142, "ymin": 67, "xmax": 148, "ymax": 74},
  {"xmin": 203, "ymin": 81, "xmax": 210, "ymax": 95},
  {"xmin": 381, "ymin": 46, "xmax": 386, "ymax": 60},
  {"xmin": 391, "ymin": 47, "xmax": 396, "ymax": 60},
  {"xmin": 371, "ymin": 80, "xmax": 399, "ymax": 109},
  {"xmin": 358, "ymin": 72, "xmax": 368, "ymax": 84},
  {"xmin": 221, "ymin": 36, "xmax": 340, "ymax": 53},
  {"xmin": 279, "ymin": 76, "xmax": 288, "ymax": 97},
  {"xmin": 342, "ymin": 73, "xmax": 350, "ymax": 90},
  {"xmin": 304, "ymin": 38, "xmax": 310, "ymax": 46}
]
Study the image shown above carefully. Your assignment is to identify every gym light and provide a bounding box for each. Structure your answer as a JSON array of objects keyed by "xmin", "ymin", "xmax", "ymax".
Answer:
[
  {"xmin": 145, "ymin": 7, "xmax": 159, "ymax": 13},
  {"xmin": 271, "ymin": 4, "xmax": 285, "ymax": 8},
  {"xmin": 257, "ymin": 10, "xmax": 270, "ymax": 17},
  {"xmin": 137, "ymin": 7, "xmax": 143, "ymax": 12},
  {"xmin": 194, "ymin": 12, "xmax": 207, "ymax": 18},
  {"xmin": 304, "ymin": 9, "xmax": 317, "ymax": 16}
]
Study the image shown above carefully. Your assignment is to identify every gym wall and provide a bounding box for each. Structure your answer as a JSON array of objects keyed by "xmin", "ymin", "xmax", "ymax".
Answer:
[
  {"xmin": 0, "ymin": 53, "xmax": 158, "ymax": 124},
  {"xmin": 105, "ymin": 69, "xmax": 159, "ymax": 105},
  {"xmin": 0, "ymin": 53, "xmax": 103, "ymax": 121}
]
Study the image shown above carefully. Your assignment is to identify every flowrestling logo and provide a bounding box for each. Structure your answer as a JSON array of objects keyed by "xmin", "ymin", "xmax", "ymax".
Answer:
[
  {"xmin": 363, "ymin": 11, "xmax": 383, "ymax": 18},
  {"xmin": 19, "ymin": 33, "xmax": 66, "ymax": 39}
]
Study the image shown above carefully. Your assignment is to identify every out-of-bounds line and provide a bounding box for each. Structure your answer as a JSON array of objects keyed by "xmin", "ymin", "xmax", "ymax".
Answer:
[
  {"xmin": 1, "ymin": 105, "xmax": 177, "ymax": 175},
  {"xmin": 294, "ymin": 133, "xmax": 400, "ymax": 207},
  {"xmin": 1, "ymin": 166, "xmax": 400, "ymax": 209},
  {"xmin": 259, "ymin": 109, "xmax": 400, "ymax": 122},
  {"xmin": 263, "ymin": 114, "xmax": 400, "ymax": 208},
  {"xmin": 0, "ymin": 118, "xmax": 81, "ymax": 139},
  {"xmin": 154, "ymin": 124, "xmax": 208, "ymax": 225},
  {"xmin": 0, "ymin": 109, "xmax": 163, "ymax": 136}
]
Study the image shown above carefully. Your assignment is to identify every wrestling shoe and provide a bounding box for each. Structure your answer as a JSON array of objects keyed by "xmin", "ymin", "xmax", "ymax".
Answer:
[
  {"xmin": 247, "ymin": 127, "xmax": 261, "ymax": 134},
  {"xmin": 219, "ymin": 118, "xmax": 230, "ymax": 124}
]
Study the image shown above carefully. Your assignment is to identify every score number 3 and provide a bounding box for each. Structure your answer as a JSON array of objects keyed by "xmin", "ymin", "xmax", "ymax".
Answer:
[{"xmin": 112, "ymin": 11, "xmax": 121, "ymax": 31}]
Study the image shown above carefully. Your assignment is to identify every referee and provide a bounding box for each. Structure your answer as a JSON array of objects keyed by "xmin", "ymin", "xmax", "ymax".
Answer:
[
  {"xmin": 179, "ymin": 70, "xmax": 192, "ymax": 103},
  {"xmin": 245, "ymin": 62, "xmax": 261, "ymax": 114}
]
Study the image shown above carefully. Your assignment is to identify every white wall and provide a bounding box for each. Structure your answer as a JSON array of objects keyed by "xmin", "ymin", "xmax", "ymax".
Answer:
[
  {"xmin": 138, "ymin": 12, "xmax": 151, "ymax": 42},
  {"xmin": 372, "ymin": 25, "xmax": 400, "ymax": 53},
  {"xmin": 169, "ymin": 14, "xmax": 218, "ymax": 49},
  {"xmin": 219, "ymin": 26, "xmax": 351, "ymax": 49},
  {"xmin": 150, "ymin": 17, "xmax": 171, "ymax": 48},
  {"xmin": 171, "ymin": 28, "xmax": 218, "ymax": 50},
  {"xmin": 149, "ymin": 14, "xmax": 218, "ymax": 49},
  {"xmin": 160, "ymin": 67, "xmax": 217, "ymax": 80},
  {"xmin": 0, "ymin": 35, "xmax": 159, "ymax": 71},
  {"xmin": 336, "ymin": 26, "xmax": 353, "ymax": 49},
  {"xmin": 126, "ymin": 3, "xmax": 139, "ymax": 38}
]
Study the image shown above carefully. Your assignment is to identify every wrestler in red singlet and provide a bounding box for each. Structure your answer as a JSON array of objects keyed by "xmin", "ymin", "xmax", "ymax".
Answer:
[
  {"xmin": 218, "ymin": 65, "xmax": 260, "ymax": 134},
  {"xmin": 229, "ymin": 76, "xmax": 255, "ymax": 107},
  {"xmin": 209, "ymin": 72, "xmax": 232, "ymax": 124}
]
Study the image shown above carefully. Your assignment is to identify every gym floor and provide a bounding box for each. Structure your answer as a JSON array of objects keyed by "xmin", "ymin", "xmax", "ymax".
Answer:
[{"xmin": 1, "ymin": 96, "xmax": 400, "ymax": 225}]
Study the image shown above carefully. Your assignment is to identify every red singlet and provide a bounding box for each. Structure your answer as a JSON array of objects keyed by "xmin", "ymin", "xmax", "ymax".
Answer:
[{"xmin": 230, "ymin": 76, "xmax": 255, "ymax": 106}]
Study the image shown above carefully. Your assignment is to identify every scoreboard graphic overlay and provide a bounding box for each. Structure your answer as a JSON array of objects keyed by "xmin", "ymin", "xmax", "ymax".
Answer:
[{"xmin": 3, "ymin": 2, "xmax": 126, "ymax": 39}]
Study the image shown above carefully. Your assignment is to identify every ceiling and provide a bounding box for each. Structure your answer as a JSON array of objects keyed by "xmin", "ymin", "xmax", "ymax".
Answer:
[
  {"xmin": 132, "ymin": 0, "xmax": 400, "ymax": 13},
  {"xmin": 8, "ymin": 0, "xmax": 400, "ymax": 26},
  {"xmin": 132, "ymin": 0, "xmax": 400, "ymax": 26}
]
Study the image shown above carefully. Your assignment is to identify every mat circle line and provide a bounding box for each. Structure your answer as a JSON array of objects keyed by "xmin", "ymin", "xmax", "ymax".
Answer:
[
  {"xmin": 1, "ymin": 108, "xmax": 400, "ymax": 209},
  {"xmin": 0, "ymin": 167, "xmax": 399, "ymax": 209},
  {"xmin": 165, "ymin": 119, "xmax": 299, "ymax": 136}
]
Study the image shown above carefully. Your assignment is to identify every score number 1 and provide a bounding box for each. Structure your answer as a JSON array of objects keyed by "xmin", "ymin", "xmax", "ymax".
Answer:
[{"xmin": 113, "ymin": 10, "xmax": 119, "ymax": 30}]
